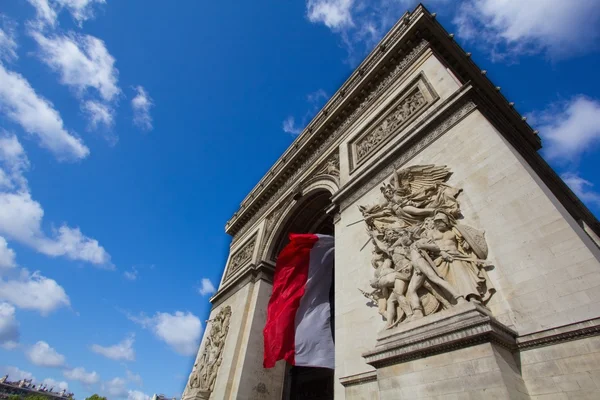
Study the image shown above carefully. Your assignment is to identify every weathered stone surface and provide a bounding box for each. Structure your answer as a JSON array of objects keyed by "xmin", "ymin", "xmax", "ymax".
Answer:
[{"xmin": 181, "ymin": 4, "xmax": 600, "ymax": 400}]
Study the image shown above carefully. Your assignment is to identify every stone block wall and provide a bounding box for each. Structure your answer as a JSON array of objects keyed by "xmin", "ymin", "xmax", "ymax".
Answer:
[{"xmin": 520, "ymin": 336, "xmax": 600, "ymax": 399}]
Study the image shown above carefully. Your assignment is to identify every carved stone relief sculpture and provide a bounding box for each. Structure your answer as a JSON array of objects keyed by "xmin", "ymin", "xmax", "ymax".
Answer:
[
  {"xmin": 349, "ymin": 73, "xmax": 439, "ymax": 172},
  {"xmin": 358, "ymin": 165, "xmax": 495, "ymax": 329},
  {"xmin": 316, "ymin": 152, "xmax": 340, "ymax": 181},
  {"xmin": 226, "ymin": 237, "xmax": 256, "ymax": 278},
  {"xmin": 355, "ymin": 89, "xmax": 427, "ymax": 163},
  {"xmin": 184, "ymin": 306, "xmax": 232, "ymax": 400}
]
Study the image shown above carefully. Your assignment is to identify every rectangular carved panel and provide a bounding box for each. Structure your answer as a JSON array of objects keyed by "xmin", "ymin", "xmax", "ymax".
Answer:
[
  {"xmin": 349, "ymin": 73, "xmax": 438, "ymax": 171},
  {"xmin": 226, "ymin": 235, "xmax": 256, "ymax": 279}
]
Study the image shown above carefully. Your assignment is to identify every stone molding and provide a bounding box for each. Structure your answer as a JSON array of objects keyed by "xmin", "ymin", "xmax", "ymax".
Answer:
[
  {"xmin": 210, "ymin": 261, "xmax": 275, "ymax": 308},
  {"xmin": 339, "ymin": 371, "xmax": 377, "ymax": 388},
  {"xmin": 517, "ymin": 317, "xmax": 600, "ymax": 350},
  {"xmin": 349, "ymin": 72, "xmax": 438, "ymax": 171},
  {"xmin": 362, "ymin": 303, "xmax": 517, "ymax": 369},
  {"xmin": 337, "ymin": 89, "xmax": 476, "ymax": 211}
]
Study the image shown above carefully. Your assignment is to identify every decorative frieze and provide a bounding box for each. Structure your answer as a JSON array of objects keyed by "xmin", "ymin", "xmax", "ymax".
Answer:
[
  {"xmin": 355, "ymin": 89, "xmax": 426, "ymax": 162},
  {"xmin": 226, "ymin": 236, "xmax": 256, "ymax": 278},
  {"xmin": 349, "ymin": 73, "xmax": 438, "ymax": 171}
]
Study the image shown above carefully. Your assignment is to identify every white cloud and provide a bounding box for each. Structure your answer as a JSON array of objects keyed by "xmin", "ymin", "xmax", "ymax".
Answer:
[
  {"xmin": 55, "ymin": 0, "xmax": 106, "ymax": 26},
  {"xmin": 125, "ymin": 370, "xmax": 142, "ymax": 386},
  {"xmin": 0, "ymin": 19, "xmax": 18, "ymax": 62},
  {"xmin": 26, "ymin": 341, "xmax": 66, "ymax": 367},
  {"xmin": 0, "ymin": 132, "xmax": 29, "ymax": 190},
  {"xmin": 128, "ymin": 390, "xmax": 150, "ymax": 400},
  {"xmin": 123, "ymin": 267, "xmax": 138, "ymax": 281},
  {"xmin": 0, "ymin": 63, "xmax": 89, "ymax": 161},
  {"xmin": 42, "ymin": 378, "xmax": 69, "ymax": 391},
  {"xmin": 0, "ymin": 237, "xmax": 16, "ymax": 270},
  {"xmin": 63, "ymin": 367, "xmax": 99, "ymax": 385},
  {"xmin": 307, "ymin": 0, "xmax": 354, "ymax": 30},
  {"xmin": 305, "ymin": 0, "xmax": 414, "ymax": 64},
  {"xmin": 454, "ymin": 0, "xmax": 600, "ymax": 60},
  {"xmin": 102, "ymin": 377, "xmax": 127, "ymax": 398},
  {"xmin": 562, "ymin": 172, "xmax": 600, "ymax": 208},
  {"xmin": 0, "ymin": 366, "xmax": 34, "ymax": 381},
  {"xmin": 26, "ymin": 0, "xmax": 58, "ymax": 28},
  {"xmin": 306, "ymin": 89, "xmax": 328, "ymax": 105},
  {"xmin": 530, "ymin": 96, "xmax": 600, "ymax": 162},
  {"xmin": 82, "ymin": 100, "xmax": 114, "ymax": 130},
  {"xmin": 129, "ymin": 311, "xmax": 202, "ymax": 356},
  {"xmin": 283, "ymin": 89, "xmax": 329, "ymax": 135},
  {"xmin": 43, "ymin": 225, "xmax": 111, "ymax": 265},
  {"xmin": 0, "ymin": 134, "xmax": 110, "ymax": 266},
  {"xmin": 91, "ymin": 334, "xmax": 135, "ymax": 361},
  {"xmin": 131, "ymin": 86, "xmax": 153, "ymax": 131},
  {"xmin": 198, "ymin": 278, "xmax": 216, "ymax": 296},
  {"xmin": 0, "ymin": 302, "xmax": 19, "ymax": 348},
  {"xmin": 282, "ymin": 116, "xmax": 302, "ymax": 135},
  {"xmin": 31, "ymin": 30, "xmax": 119, "ymax": 102},
  {"xmin": 26, "ymin": 0, "xmax": 105, "ymax": 28},
  {"xmin": 0, "ymin": 269, "xmax": 70, "ymax": 315}
]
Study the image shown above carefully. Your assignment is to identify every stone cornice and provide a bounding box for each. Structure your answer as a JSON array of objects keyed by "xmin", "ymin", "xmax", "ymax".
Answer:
[
  {"xmin": 225, "ymin": 3, "xmax": 546, "ymax": 238},
  {"xmin": 517, "ymin": 317, "xmax": 600, "ymax": 350},
  {"xmin": 339, "ymin": 371, "xmax": 377, "ymax": 388},
  {"xmin": 363, "ymin": 304, "xmax": 517, "ymax": 369},
  {"xmin": 210, "ymin": 261, "xmax": 275, "ymax": 308}
]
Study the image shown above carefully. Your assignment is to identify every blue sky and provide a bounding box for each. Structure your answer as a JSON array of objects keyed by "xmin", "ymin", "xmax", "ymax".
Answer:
[{"xmin": 0, "ymin": 0, "xmax": 599, "ymax": 399}]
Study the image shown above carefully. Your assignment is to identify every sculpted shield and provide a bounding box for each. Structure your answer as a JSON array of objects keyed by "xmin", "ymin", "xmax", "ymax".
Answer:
[{"xmin": 455, "ymin": 224, "xmax": 488, "ymax": 260}]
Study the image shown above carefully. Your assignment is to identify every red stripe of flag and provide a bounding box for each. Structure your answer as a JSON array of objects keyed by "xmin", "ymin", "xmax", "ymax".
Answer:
[{"xmin": 263, "ymin": 233, "xmax": 319, "ymax": 368}]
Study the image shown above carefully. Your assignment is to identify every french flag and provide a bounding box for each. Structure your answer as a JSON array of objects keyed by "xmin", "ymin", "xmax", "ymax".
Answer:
[{"xmin": 263, "ymin": 233, "xmax": 335, "ymax": 369}]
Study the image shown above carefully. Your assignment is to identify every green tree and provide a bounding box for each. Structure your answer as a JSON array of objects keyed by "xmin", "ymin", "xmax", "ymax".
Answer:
[
  {"xmin": 84, "ymin": 395, "xmax": 106, "ymax": 400},
  {"xmin": 25, "ymin": 395, "xmax": 49, "ymax": 400},
  {"xmin": 7, "ymin": 395, "xmax": 21, "ymax": 400}
]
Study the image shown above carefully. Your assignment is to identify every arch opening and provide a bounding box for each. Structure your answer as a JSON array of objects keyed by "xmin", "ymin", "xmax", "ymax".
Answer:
[{"xmin": 273, "ymin": 189, "xmax": 335, "ymax": 400}]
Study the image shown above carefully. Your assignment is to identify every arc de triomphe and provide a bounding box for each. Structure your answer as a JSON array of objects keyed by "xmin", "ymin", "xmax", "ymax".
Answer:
[{"xmin": 181, "ymin": 5, "xmax": 600, "ymax": 399}]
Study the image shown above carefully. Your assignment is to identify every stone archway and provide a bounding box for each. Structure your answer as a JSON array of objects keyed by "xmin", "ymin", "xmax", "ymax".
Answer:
[{"xmin": 267, "ymin": 188, "xmax": 336, "ymax": 400}]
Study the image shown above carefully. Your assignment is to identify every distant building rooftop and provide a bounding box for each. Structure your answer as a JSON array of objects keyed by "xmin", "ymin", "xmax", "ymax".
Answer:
[{"xmin": 0, "ymin": 375, "xmax": 73, "ymax": 400}]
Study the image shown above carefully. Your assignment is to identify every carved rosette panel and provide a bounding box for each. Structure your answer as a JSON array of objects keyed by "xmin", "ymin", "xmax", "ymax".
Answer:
[
  {"xmin": 358, "ymin": 164, "xmax": 495, "ymax": 330},
  {"xmin": 184, "ymin": 306, "xmax": 232, "ymax": 398},
  {"xmin": 226, "ymin": 236, "xmax": 256, "ymax": 279},
  {"xmin": 349, "ymin": 73, "xmax": 438, "ymax": 171}
]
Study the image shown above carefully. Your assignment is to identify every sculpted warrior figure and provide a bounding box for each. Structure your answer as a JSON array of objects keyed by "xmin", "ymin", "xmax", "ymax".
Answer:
[
  {"xmin": 185, "ymin": 306, "xmax": 232, "ymax": 398},
  {"xmin": 358, "ymin": 165, "xmax": 494, "ymax": 329},
  {"xmin": 367, "ymin": 228, "xmax": 415, "ymax": 327},
  {"xmin": 424, "ymin": 212, "xmax": 495, "ymax": 304}
]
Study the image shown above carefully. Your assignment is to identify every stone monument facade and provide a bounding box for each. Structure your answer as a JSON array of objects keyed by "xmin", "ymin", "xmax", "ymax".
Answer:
[{"xmin": 182, "ymin": 4, "xmax": 600, "ymax": 399}]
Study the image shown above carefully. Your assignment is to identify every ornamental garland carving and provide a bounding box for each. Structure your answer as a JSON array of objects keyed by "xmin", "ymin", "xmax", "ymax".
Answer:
[
  {"xmin": 229, "ymin": 39, "xmax": 430, "ymax": 241},
  {"xmin": 226, "ymin": 237, "xmax": 256, "ymax": 278},
  {"xmin": 184, "ymin": 306, "xmax": 232, "ymax": 399},
  {"xmin": 358, "ymin": 165, "xmax": 495, "ymax": 329},
  {"xmin": 355, "ymin": 89, "xmax": 427, "ymax": 163}
]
